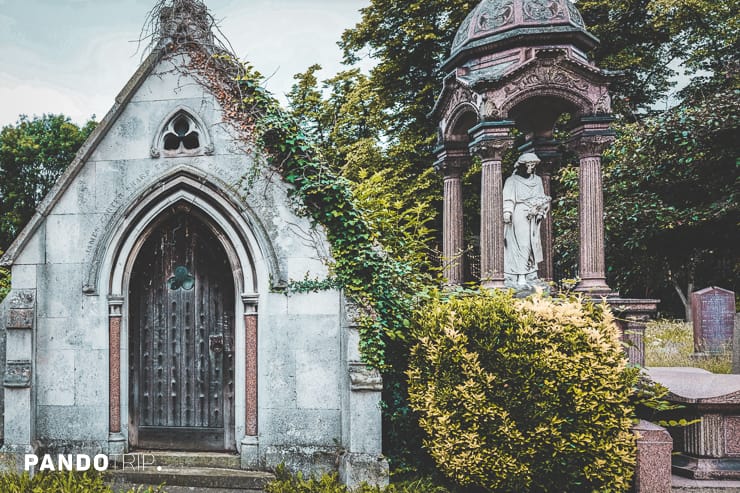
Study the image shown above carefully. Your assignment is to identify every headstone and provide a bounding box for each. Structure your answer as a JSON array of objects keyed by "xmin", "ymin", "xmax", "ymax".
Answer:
[{"xmin": 690, "ymin": 287, "xmax": 735, "ymax": 354}]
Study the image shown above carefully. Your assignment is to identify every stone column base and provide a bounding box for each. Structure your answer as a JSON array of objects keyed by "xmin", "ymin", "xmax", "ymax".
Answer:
[
  {"xmin": 240, "ymin": 436, "xmax": 260, "ymax": 470},
  {"xmin": 0, "ymin": 444, "xmax": 36, "ymax": 473},
  {"xmin": 338, "ymin": 452, "xmax": 389, "ymax": 489},
  {"xmin": 633, "ymin": 420, "xmax": 672, "ymax": 493},
  {"xmin": 108, "ymin": 432, "xmax": 126, "ymax": 457}
]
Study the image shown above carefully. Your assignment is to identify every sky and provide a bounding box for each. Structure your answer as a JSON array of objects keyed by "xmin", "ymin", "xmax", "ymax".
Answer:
[{"xmin": 0, "ymin": 0, "xmax": 370, "ymax": 127}]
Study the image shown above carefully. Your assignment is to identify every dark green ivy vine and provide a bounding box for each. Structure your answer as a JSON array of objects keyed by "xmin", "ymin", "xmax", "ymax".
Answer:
[{"xmin": 189, "ymin": 51, "xmax": 424, "ymax": 370}]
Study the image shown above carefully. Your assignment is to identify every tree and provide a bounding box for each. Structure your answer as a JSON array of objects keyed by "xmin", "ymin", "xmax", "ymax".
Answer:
[
  {"xmin": 0, "ymin": 114, "xmax": 96, "ymax": 250},
  {"xmin": 555, "ymin": 88, "xmax": 739, "ymax": 317}
]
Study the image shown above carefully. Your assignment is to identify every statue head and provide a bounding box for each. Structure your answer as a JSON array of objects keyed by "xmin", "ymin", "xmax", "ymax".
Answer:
[{"xmin": 515, "ymin": 152, "xmax": 541, "ymax": 176}]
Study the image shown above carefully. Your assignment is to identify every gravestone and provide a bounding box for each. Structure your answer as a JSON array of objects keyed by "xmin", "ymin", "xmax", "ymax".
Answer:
[{"xmin": 691, "ymin": 287, "xmax": 735, "ymax": 354}]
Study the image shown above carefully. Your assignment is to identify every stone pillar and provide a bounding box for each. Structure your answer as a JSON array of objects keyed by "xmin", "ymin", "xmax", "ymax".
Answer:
[
  {"xmin": 434, "ymin": 146, "xmax": 469, "ymax": 285},
  {"xmin": 569, "ymin": 122, "xmax": 614, "ymax": 294},
  {"xmin": 468, "ymin": 121, "xmax": 514, "ymax": 289},
  {"xmin": 339, "ymin": 303, "xmax": 389, "ymax": 488},
  {"xmin": 0, "ymin": 290, "xmax": 36, "ymax": 472},
  {"xmin": 108, "ymin": 296, "xmax": 125, "ymax": 456},
  {"xmin": 632, "ymin": 420, "xmax": 673, "ymax": 493},
  {"xmin": 241, "ymin": 293, "xmax": 259, "ymax": 469}
]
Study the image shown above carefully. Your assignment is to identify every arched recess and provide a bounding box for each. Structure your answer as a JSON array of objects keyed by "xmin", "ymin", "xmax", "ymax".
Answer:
[
  {"xmin": 127, "ymin": 207, "xmax": 238, "ymax": 451},
  {"xmin": 85, "ymin": 167, "xmax": 288, "ymax": 296},
  {"xmin": 101, "ymin": 168, "xmax": 275, "ymax": 452},
  {"xmin": 503, "ymin": 87, "xmax": 593, "ymax": 137},
  {"xmin": 444, "ymin": 103, "xmax": 480, "ymax": 142}
]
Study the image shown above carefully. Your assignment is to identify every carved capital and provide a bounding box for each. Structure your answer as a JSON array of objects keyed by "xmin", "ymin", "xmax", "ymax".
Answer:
[
  {"xmin": 569, "ymin": 134, "xmax": 614, "ymax": 159},
  {"xmin": 4, "ymin": 360, "xmax": 32, "ymax": 388},
  {"xmin": 469, "ymin": 138, "xmax": 514, "ymax": 162},
  {"xmin": 434, "ymin": 147, "xmax": 470, "ymax": 177},
  {"xmin": 108, "ymin": 295, "xmax": 124, "ymax": 317},
  {"xmin": 348, "ymin": 362, "xmax": 383, "ymax": 392}
]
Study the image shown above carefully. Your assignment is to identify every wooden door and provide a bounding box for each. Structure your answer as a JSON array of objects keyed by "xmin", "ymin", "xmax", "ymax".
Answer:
[{"xmin": 129, "ymin": 211, "xmax": 236, "ymax": 451}]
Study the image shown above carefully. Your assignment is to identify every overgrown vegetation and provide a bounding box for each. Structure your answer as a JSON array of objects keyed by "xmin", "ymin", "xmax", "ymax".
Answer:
[
  {"xmin": 0, "ymin": 470, "xmax": 165, "ymax": 493},
  {"xmin": 644, "ymin": 319, "xmax": 732, "ymax": 373},
  {"xmin": 266, "ymin": 464, "xmax": 452, "ymax": 493},
  {"xmin": 408, "ymin": 290, "xmax": 637, "ymax": 492}
]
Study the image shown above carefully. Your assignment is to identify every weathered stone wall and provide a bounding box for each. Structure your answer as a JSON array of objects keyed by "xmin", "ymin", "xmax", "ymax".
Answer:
[{"xmin": 2, "ymin": 52, "xmax": 380, "ymax": 478}]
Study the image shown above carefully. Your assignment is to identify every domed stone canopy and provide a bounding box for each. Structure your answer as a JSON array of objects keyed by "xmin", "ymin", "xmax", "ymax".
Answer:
[{"xmin": 447, "ymin": 0, "xmax": 597, "ymax": 70}]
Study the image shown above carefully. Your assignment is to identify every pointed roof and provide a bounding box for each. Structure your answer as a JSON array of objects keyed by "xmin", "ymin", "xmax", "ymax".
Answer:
[{"xmin": 1, "ymin": 0, "xmax": 219, "ymax": 266}]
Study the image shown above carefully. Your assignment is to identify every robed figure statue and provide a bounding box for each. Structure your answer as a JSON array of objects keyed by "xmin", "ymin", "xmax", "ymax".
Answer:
[{"xmin": 503, "ymin": 152, "xmax": 551, "ymax": 291}]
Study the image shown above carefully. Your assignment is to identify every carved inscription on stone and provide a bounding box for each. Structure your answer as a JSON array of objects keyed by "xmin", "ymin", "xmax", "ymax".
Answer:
[
  {"xmin": 691, "ymin": 287, "xmax": 735, "ymax": 353},
  {"xmin": 7, "ymin": 308, "xmax": 33, "ymax": 329},
  {"xmin": 4, "ymin": 360, "xmax": 32, "ymax": 388}
]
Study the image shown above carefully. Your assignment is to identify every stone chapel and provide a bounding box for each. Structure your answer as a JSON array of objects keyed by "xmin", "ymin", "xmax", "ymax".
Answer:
[{"xmin": 0, "ymin": 0, "xmax": 386, "ymax": 486}]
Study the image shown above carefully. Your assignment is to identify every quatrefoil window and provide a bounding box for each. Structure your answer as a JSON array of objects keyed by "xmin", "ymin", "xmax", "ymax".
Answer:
[{"xmin": 152, "ymin": 108, "xmax": 214, "ymax": 158}]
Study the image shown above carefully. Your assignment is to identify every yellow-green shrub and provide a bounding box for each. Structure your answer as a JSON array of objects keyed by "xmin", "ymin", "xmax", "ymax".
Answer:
[{"xmin": 408, "ymin": 290, "xmax": 637, "ymax": 492}]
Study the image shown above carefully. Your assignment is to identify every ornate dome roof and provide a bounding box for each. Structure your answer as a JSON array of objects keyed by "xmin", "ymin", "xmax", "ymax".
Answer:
[{"xmin": 450, "ymin": 0, "xmax": 594, "ymax": 57}]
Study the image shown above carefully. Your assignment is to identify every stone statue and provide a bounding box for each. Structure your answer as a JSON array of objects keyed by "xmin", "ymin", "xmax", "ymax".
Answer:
[{"xmin": 503, "ymin": 152, "xmax": 551, "ymax": 291}]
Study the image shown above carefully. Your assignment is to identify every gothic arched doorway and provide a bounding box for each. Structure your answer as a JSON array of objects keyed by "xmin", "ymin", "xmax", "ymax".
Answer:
[{"xmin": 128, "ymin": 208, "xmax": 236, "ymax": 451}]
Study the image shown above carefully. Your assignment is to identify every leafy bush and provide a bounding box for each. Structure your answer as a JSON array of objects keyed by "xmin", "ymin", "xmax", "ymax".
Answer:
[
  {"xmin": 265, "ymin": 464, "xmax": 451, "ymax": 493},
  {"xmin": 408, "ymin": 290, "xmax": 637, "ymax": 492},
  {"xmin": 0, "ymin": 470, "xmax": 165, "ymax": 493}
]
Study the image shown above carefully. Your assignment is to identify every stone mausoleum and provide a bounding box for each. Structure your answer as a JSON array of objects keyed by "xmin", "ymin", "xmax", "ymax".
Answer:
[{"xmin": 0, "ymin": 1, "xmax": 386, "ymax": 486}]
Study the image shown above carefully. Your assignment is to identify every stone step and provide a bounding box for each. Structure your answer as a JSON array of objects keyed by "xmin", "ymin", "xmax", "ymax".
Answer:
[
  {"xmin": 115, "ymin": 450, "xmax": 241, "ymax": 470},
  {"xmin": 673, "ymin": 474, "xmax": 740, "ymax": 492},
  {"xmin": 108, "ymin": 466, "xmax": 274, "ymax": 492}
]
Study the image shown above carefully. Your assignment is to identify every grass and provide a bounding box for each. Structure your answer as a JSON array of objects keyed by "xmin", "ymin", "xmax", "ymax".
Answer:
[{"xmin": 644, "ymin": 319, "xmax": 732, "ymax": 373}]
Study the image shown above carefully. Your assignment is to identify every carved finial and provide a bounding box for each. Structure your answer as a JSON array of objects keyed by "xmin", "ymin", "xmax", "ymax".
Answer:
[{"xmin": 159, "ymin": 0, "xmax": 214, "ymax": 50}]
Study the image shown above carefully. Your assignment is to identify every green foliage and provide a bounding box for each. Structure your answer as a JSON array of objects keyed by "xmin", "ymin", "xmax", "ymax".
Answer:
[
  {"xmin": 265, "ymin": 464, "xmax": 451, "ymax": 493},
  {"xmin": 0, "ymin": 470, "xmax": 165, "ymax": 493},
  {"xmin": 189, "ymin": 52, "xmax": 426, "ymax": 370},
  {"xmin": 0, "ymin": 114, "xmax": 96, "ymax": 250},
  {"xmin": 408, "ymin": 290, "xmax": 637, "ymax": 492},
  {"xmin": 644, "ymin": 319, "xmax": 732, "ymax": 373},
  {"xmin": 0, "ymin": 249, "xmax": 9, "ymax": 302},
  {"xmin": 555, "ymin": 88, "xmax": 739, "ymax": 312}
]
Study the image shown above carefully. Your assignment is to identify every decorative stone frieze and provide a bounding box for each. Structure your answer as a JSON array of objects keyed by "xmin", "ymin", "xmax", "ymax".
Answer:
[
  {"xmin": 3, "ymin": 361, "xmax": 32, "ymax": 388},
  {"xmin": 348, "ymin": 363, "xmax": 383, "ymax": 392}
]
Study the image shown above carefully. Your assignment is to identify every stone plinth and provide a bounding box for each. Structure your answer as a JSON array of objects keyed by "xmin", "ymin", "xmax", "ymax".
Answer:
[
  {"xmin": 606, "ymin": 297, "xmax": 660, "ymax": 367},
  {"xmin": 632, "ymin": 420, "xmax": 673, "ymax": 493},
  {"xmin": 647, "ymin": 367, "xmax": 740, "ymax": 480},
  {"xmin": 691, "ymin": 287, "xmax": 735, "ymax": 354}
]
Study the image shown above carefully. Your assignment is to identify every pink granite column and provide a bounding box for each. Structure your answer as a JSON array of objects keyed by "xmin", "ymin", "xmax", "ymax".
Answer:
[
  {"xmin": 435, "ymin": 148, "xmax": 469, "ymax": 285},
  {"xmin": 468, "ymin": 125, "xmax": 514, "ymax": 288},
  {"xmin": 539, "ymin": 167, "xmax": 554, "ymax": 282},
  {"xmin": 108, "ymin": 296, "xmax": 124, "ymax": 434},
  {"xmin": 242, "ymin": 294, "xmax": 259, "ymax": 436},
  {"xmin": 571, "ymin": 132, "xmax": 614, "ymax": 294}
]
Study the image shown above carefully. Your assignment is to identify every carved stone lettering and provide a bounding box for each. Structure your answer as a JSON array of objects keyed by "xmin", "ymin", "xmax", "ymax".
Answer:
[
  {"xmin": 7, "ymin": 308, "xmax": 33, "ymax": 329},
  {"xmin": 4, "ymin": 360, "xmax": 32, "ymax": 388},
  {"xmin": 691, "ymin": 287, "xmax": 735, "ymax": 353}
]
